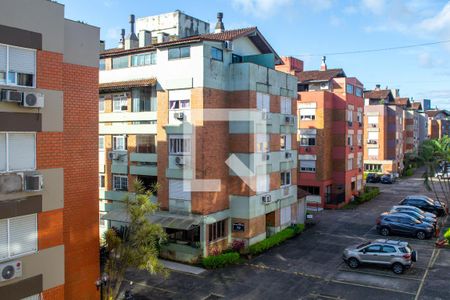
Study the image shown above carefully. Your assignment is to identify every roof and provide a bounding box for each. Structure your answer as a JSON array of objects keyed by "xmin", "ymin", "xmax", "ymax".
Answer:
[
  {"xmin": 297, "ymin": 188, "xmax": 310, "ymax": 199},
  {"xmin": 297, "ymin": 69, "xmax": 345, "ymax": 83},
  {"xmin": 100, "ymin": 27, "xmax": 282, "ymax": 62},
  {"xmin": 425, "ymin": 110, "xmax": 450, "ymax": 118},
  {"xmin": 411, "ymin": 102, "xmax": 422, "ymax": 110},
  {"xmin": 394, "ymin": 97, "xmax": 411, "ymax": 108},
  {"xmin": 364, "ymin": 89, "xmax": 392, "ymax": 100},
  {"xmin": 99, "ymin": 78, "xmax": 156, "ymax": 92}
]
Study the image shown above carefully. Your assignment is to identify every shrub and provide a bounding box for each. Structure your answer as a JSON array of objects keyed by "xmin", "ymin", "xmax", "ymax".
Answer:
[
  {"xmin": 444, "ymin": 228, "xmax": 450, "ymax": 243},
  {"xmin": 231, "ymin": 240, "xmax": 245, "ymax": 252},
  {"xmin": 405, "ymin": 168, "xmax": 414, "ymax": 177},
  {"xmin": 355, "ymin": 186, "xmax": 380, "ymax": 204},
  {"xmin": 202, "ymin": 252, "xmax": 240, "ymax": 269},
  {"xmin": 248, "ymin": 224, "xmax": 304, "ymax": 256}
]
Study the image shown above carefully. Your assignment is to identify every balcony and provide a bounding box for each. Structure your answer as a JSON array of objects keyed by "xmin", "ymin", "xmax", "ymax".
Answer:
[
  {"xmin": 130, "ymin": 165, "xmax": 157, "ymax": 176},
  {"xmin": 130, "ymin": 152, "xmax": 157, "ymax": 163}
]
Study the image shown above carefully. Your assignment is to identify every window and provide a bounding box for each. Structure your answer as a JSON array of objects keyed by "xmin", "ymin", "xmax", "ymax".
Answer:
[
  {"xmin": 280, "ymin": 206, "xmax": 291, "ymax": 225},
  {"xmin": 256, "ymin": 174, "xmax": 270, "ymax": 194},
  {"xmin": 113, "ymin": 135, "xmax": 126, "ymax": 151},
  {"xmin": 211, "ymin": 47, "xmax": 223, "ymax": 61},
  {"xmin": 280, "ymin": 134, "xmax": 292, "ymax": 151},
  {"xmin": 299, "ymin": 185, "xmax": 320, "ymax": 195},
  {"xmin": 0, "ymin": 44, "xmax": 36, "ymax": 87},
  {"xmin": 131, "ymin": 52, "xmax": 156, "ymax": 66},
  {"xmin": 232, "ymin": 54, "xmax": 242, "ymax": 63},
  {"xmin": 256, "ymin": 134, "xmax": 269, "ymax": 152},
  {"xmin": 169, "ymin": 135, "xmax": 191, "ymax": 154},
  {"xmin": 208, "ymin": 219, "xmax": 227, "ymax": 242},
  {"xmin": 280, "ymin": 171, "xmax": 291, "ymax": 186},
  {"xmin": 347, "ymin": 110, "xmax": 353, "ymax": 122},
  {"xmin": 357, "ymin": 153, "xmax": 362, "ymax": 168},
  {"xmin": 347, "ymin": 135, "xmax": 353, "ymax": 146},
  {"xmin": 364, "ymin": 245, "xmax": 381, "ymax": 253},
  {"xmin": 168, "ymin": 46, "xmax": 190, "ymax": 60},
  {"xmin": 132, "ymin": 88, "xmax": 156, "ymax": 112},
  {"xmin": 99, "ymin": 59, "xmax": 105, "ymax": 71},
  {"xmin": 346, "ymin": 84, "xmax": 354, "ymax": 94},
  {"xmin": 0, "ymin": 132, "xmax": 36, "ymax": 172},
  {"xmin": 299, "ymin": 134, "xmax": 316, "ymax": 146},
  {"xmin": 99, "ymin": 174, "xmax": 105, "ymax": 188},
  {"xmin": 355, "ymin": 87, "xmax": 363, "ymax": 97},
  {"xmin": 112, "ymin": 56, "xmax": 128, "ymax": 69},
  {"xmin": 169, "ymin": 99, "xmax": 190, "ymax": 110},
  {"xmin": 113, "ymin": 175, "xmax": 128, "ymax": 191},
  {"xmin": 257, "ymin": 92, "xmax": 270, "ymax": 112},
  {"xmin": 368, "ymin": 148, "xmax": 379, "ymax": 157},
  {"xmin": 99, "ymin": 136, "xmax": 105, "ymax": 150},
  {"xmin": 169, "ymin": 179, "xmax": 191, "ymax": 200},
  {"xmin": 300, "ymin": 160, "xmax": 316, "ymax": 172},
  {"xmin": 347, "ymin": 158, "xmax": 353, "ymax": 171},
  {"xmin": 382, "ymin": 246, "xmax": 396, "ymax": 253},
  {"xmin": 99, "ymin": 96, "xmax": 105, "ymax": 112},
  {"xmin": 280, "ymin": 96, "xmax": 292, "ymax": 114},
  {"xmin": 357, "ymin": 134, "xmax": 362, "ymax": 146},
  {"xmin": 136, "ymin": 135, "xmax": 156, "ymax": 153},
  {"xmin": 299, "ymin": 108, "xmax": 316, "ymax": 120},
  {"xmin": 0, "ymin": 214, "xmax": 37, "ymax": 261},
  {"xmin": 368, "ymin": 116, "xmax": 378, "ymax": 124},
  {"xmin": 113, "ymin": 93, "xmax": 127, "ymax": 112},
  {"xmin": 357, "ymin": 112, "xmax": 362, "ymax": 123}
]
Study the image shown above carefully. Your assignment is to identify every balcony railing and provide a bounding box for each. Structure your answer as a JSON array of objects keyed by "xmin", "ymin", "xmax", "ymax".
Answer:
[{"xmin": 367, "ymin": 139, "xmax": 378, "ymax": 144}]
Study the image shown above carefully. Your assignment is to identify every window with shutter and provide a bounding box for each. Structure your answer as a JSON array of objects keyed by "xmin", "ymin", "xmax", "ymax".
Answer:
[
  {"xmin": 0, "ymin": 219, "xmax": 8, "ymax": 260},
  {"xmin": 8, "ymin": 46, "xmax": 35, "ymax": 87},
  {"xmin": 257, "ymin": 92, "xmax": 270, "ymax": 112},
  {"xmin": 0, "ymin": 133, "xmax": 6, "ymax": 172},
  {"xmin": 280, "ymin": 206, "xmax": 291, "ymax": 225},
  {"xmin": 0, "ymin": 214, "xmax": 37, "ymax": 261},
  {"xmin": 280, "ymin": 96, "xmax": 291, "ymax": 114},
  {"xmin": 169, "ymin": 180, "xmax": 191, "ymax": 200},
  {"xmin": 7, "ymin": 133, "xmax": 36, "ymax": 171},
  {"xmin": 256, "ymin": 175, "xmax": 270, "ymax": 194},
  {"xmin": 0, "ymin": 45, "xmax": 6, "ymax": 84},
  {"xmin": 300, "ymin": 160, "xmax": 316, "ymax": 172}
]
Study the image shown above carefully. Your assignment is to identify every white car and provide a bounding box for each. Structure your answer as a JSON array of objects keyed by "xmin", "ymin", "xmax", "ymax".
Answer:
[{"xmin": 435, "ymin": 170, "xmax": 450, "ymax": 179}]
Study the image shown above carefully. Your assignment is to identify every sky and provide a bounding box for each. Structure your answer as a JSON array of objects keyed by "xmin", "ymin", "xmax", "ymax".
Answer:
[{"xmin": 59, "ymin": 0, "xmax": 450, "ymax": 110}]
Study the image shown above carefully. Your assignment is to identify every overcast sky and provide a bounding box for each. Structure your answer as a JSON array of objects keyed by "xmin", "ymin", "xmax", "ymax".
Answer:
[{"xmin": 60, "ymin": 0, "xmax": 450, "ymax": 110}]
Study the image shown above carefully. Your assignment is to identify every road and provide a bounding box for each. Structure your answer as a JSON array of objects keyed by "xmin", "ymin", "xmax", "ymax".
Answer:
[{"xmin": 125, "ymin": 170, "xmax": 450, "ymax": 299}]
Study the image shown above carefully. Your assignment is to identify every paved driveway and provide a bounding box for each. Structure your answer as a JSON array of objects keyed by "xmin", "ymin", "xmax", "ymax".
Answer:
[{"xmin": 125, "ymin": 172, "xmax": 450, "ymax": 300}]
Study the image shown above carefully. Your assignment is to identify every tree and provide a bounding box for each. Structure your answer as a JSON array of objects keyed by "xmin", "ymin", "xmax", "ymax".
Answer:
[{"xmin": 102, "ymin": 180, "xmax": 167, "ymax": 300}]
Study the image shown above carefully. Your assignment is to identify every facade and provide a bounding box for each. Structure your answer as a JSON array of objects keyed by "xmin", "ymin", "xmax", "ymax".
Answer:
[
  {"xmin": 394, "ymin": 98, "xmax": 419, "ymax": 154},
  {"xmin": 363, "ymin": 88, "xmax": 404, "ymax": 176},
  {"xmin": 426, "ymin": 110, "xmax": 450, "ymax": 139},
  {"xmin": 0, "ymin": 0, "xmax": 99, "ymax": 299},
  {"xmin": 101, "ymin": 13, "xmax": 301, "ymax": 263},
  {"xmin": 417, "ymin": 99, "xmax": 431, "ymax": 111},
  {"xmin": 277, "ymin": 57, "xmax": 365, "ymax": 209}
]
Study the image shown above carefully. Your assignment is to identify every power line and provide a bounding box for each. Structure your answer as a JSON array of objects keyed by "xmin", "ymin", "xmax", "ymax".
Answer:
[{"xmin": 291, "ymin": 39, "xmax": 450, "ymax": 57}]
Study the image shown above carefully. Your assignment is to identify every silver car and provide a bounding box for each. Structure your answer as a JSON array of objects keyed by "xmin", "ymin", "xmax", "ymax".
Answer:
[
  {"xmin": 391, "ymin": 205, "xmax": 437, "ymax": 219},
  {"xmin": 343, "ymin": 239, "xmax": 417, "ymax": 274}
]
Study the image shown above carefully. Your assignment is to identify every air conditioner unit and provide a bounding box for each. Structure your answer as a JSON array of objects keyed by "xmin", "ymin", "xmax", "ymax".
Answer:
[
  {"xmin": 223, "ymin": 40, "xmax": 233, "ymax": 51},
  {"xmin": 285, "ymin": 116, "xmax": 292, "ymax": 124},
  {"xmin": 175, "ymin": 156, "xmax": 186, "ymax": 166},
  {"xmin": 174, "ymin": 112, "xmax": 185, "ymax": 120},
  {"xmin": 261, "ymin": 194, "xmax": 272, "ymax": 204},
  {"xmin": 1, "ymin": 90, "xmax": 23, "ymax": 103},
  {"xmin": 371, "ymin": 124, "xmax": 377, "ymax": 128},
  {"xmin": 0, "ymin": 260, "xmax": 22, "ymax": 282},
  {"xmin": 262, "ymin": 153, "xmax": 270, "ymax": 161},
  {"xmin": 23, "ymin": 174, "xmax": 44, "ymax": 192},
  {"xmin": 285, "ymin": 152, "xmax": 292, "ymax": 159},
  {"xmin": 23, "ymin": 92, "xmax": 45, "ymax": 108},
  {"xmin": 108, "ymin": 152, "xmax": 120, "ymax": 160}
]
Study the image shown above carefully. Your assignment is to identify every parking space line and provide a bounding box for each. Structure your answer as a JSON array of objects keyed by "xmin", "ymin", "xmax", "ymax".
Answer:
[
  {"xmin": 337, "ymin": 268, "xmax": 422, "ymax": 281},
  {"xmin": 123, "ymin": 279, "xmax": 177, "ymax": 294},
  {"xmin": 330, "ymin": 279, "xmax": 416, "ymax": 296}
]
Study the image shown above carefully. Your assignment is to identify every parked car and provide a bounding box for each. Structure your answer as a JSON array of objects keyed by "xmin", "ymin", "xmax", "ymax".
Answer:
[
  {"xmin": 399, "ymin": 195, "xmax": 447, "ymax": 217},
  {"xmin": 366, "ymin": 173, "xmax": 381, "ymax": 183},
  {"xmin": 389, "ymin": 208, "xmax": 437, "ymax": 228},
  {"xmin": 391, "ymin": 205, "xmax": 437, "ymax": 219},
  {"xmin": 343, "ymin": 239, "xmax": 417, "ymax": 274},
  {"xmin": 376, "ymin": 212, "xmax": 434, "ymax": 240},
  {"xmin": 380, "ymin": 174, "xmax": 395, "ymax": 184},
  {"xmin": 435, "ymin": 169, "xmax": 450, "ymax": 179}
]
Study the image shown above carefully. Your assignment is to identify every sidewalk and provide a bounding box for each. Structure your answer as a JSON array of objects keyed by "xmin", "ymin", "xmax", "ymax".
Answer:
[{"xmin": 161, "ymin": 259, "xmax": 206, "ymax": 275}]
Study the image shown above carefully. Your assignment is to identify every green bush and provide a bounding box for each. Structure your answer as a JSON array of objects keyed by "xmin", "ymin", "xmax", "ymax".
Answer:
[
  {"xmin": 405, "ymin": 169, "xmax": 414, "ymax": 177},
  {"xmin": 202, "ymin": 252, "xmax": 240, "ymax": 269},
  {"xmin": 355, "ymin": 186, "xmax": 380, "ymax": 204},
  {"xmin": 249, "ymin": 224, "xmax": 304, "ymax": 256},
  {"xmin": 444, "ymin": 228, "xmax": 450, "ymax": 243}
]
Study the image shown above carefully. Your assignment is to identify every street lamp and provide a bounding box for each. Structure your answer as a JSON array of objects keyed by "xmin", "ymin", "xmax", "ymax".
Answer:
[{"xmin": 95, "ymin": 273, "xmax": 109, "ymax": 300}]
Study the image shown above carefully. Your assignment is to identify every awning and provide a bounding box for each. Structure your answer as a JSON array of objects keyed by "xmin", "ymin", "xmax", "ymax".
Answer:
[
  {"xmin": 102, "ymin": 210, "xmax": 201, "ymax": 231},
  {"xmin": 99, "ymin": 78, "xmax": 156, "ymax": 92}
]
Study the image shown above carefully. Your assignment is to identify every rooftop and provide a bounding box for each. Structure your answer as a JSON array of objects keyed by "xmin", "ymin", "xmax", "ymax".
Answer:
[
  {"xmin": 364, "ymin": 89, "xmax": 392, "ymax": 100},
  {"xmin": 297, "ymin": 68, "xmax": 345, "ymax": 83}
]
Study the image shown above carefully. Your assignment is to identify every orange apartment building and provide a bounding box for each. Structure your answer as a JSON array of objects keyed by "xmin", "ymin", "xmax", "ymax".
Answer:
[
  {"xmin": 0, "ymin": 1, "xmax": 99, "ymax": 299},
  {"xmin": 364, "ymin": 87, "xmax": 405, "ymax": 176},
  {"xmin": 278, "ymin": 57, "xmax": 364, "ymax": 209},
  {"xmin": 394, "ymin": 97, "xmax": 420, "ymax": 155},
  {"xmin": 426, "ymin": 110, "xmax": 450, "ymax": 139}
]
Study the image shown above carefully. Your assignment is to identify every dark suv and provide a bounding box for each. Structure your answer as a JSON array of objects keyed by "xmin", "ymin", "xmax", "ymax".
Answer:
[
  {"xmin": 376, "ymin": 212, "xmax": 434, "ymax": 240},
  {"xmin": 399, "ymin": 195, "xmax": 447, "ymax": 217},
  {"xmin": 366, "ymin": 173, "xmax": 381, "ymax": 183}
]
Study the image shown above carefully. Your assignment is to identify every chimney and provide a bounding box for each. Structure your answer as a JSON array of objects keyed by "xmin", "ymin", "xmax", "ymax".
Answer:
[
  {"xmin": 125, "ymin": 14, "xmax": 139, "ymax": 50},
  {"xmin": 99, "ymin": 40, "xmax": 105, "ymax": 52},
  {"xmin": 320, "ymin": 56, "xmax": 327, "ymax": 71},
  {"xmin": 118, "ymin": 28, "xmax": 125, "ymax": 48},
  {"xmin": 375, "ymin": 84, "xmax": 381, "ymax": 90},
  {"xmin": 139, "ymin": 30, "xmax": 152, "ymax": 47},
  {"xmin": 215, "ymin": 12, "xmax": 225, "ymax": 33}
]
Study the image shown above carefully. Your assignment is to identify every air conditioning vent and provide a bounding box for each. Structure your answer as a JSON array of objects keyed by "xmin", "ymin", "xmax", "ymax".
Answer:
[
  {"xmin": 24, "ymin": 174, "xmax": 43, "ymax": 192},
  {"xmin": 0, "ymin": 261, "xmax": 22, "ymax": 282},
  {"xmin": 223, "ymin": 40, "xmax": 233, "ymax": 51},
  {"xmin": 285, "ymin": 152, "xmax": 292, "ymax": 159},
  {"xmin": 108, "ymin": 152, "xmax": 120, "ymax": 160},
  {"xmin": 174, "ymin": 112, "xmax": 185, "ymax": 120},
  {"xmin": 1, "ymin": 90, "xmax": 23, "ymax": 103},
  {"xmin": 175, "ymin": 156, "xmax": 186, "ymax": 166},
  {"xmin": 261, "ymin": 194, "xmax": 272, "ymax": 204},
  {"xmin": 23, "ymin": 92, "xmax": 45, "ymax": 108}
]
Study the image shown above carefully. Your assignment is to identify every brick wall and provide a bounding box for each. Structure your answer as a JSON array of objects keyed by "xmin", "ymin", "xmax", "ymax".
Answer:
[
  {"xmin": 36, "ymin": 132, "xmax": 64, "ymax": 169},
  {"xmin": 36, "ymin": 51, "xmax": 63, "ymax": 91},
  {"xmin": 42, "ymin": 284, "xmax": 64, "ymax": 300},
  {"xmin": 38, "ymin": 209, "xmax": 63, "ymax": 250}
]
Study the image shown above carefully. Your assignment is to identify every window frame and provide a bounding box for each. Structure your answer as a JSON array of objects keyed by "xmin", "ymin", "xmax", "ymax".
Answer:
[
  {"xmin": 0, "ymin": 132, "xmax": 36, "ymax": 173},
  {"xmin": 169, "ymin": 135, "xmax": 191, "ymax": 155},
  {"xmin": 346, "ymin": 84, "xmax": 354, "ymax": 94},
  {"xmin": 112, "ymin": 93, "xmax": 128, "ymax": 112},
  {"xmin": 208, "ymin": 219, "xmax": 227, "ymax": 242},
  {"xmin": 299, "ymin": 160, "xmax": 316, "ymax": 172},
  {"xmin": 280, "ymin": 170, "xmax": 292, "ymax": 187},
  {"xmin": 99, "ymin": 174, "xmax": 105, "ymax": 189},
  {"xmin": 299, "ymin": 108, "xmax": 316, "ymax": 120},
  {"xmin": 112, "ymin": 174, "xmax": 128, "ymax": 191},
  {"xmin": 99, "ymin": 96, "xmax": 105, "ymax": 112},
  {"xmin": 0, "ymin": 214, "xmax": 38, "ymax": 262},
  {"xmin": 0, "ymin": 43, "xmax": 36, "ymax": 88},
  {"xmin": 111, "ymin": 56, "xmax": 129, "ymax": 69},
  {"xmin": 299, "ymin": 135, "xmax": 316, "ymax": 146},
  {"xmin": 168, "ymin": 46, "xmax": 191, "ymax": 60},
  {"xmin": 211, "ymin": 47, "xmax": 223, "ymax": 61},
  {"xmin": 112, "ymin": 135, "xmax": 126, "ymax": 151},
  {"xmin": 131, "ymin": 52, "xmax": 156, "ymax": 67}
]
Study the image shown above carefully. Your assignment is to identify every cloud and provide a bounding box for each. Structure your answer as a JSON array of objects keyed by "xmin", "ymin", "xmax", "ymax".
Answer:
[
  {"xmin": 362, "ymin": 0, "xmax": 385, "ymax": 15},
  {"xmin": 419, "ymin": 2, "xmax": 450, "ymax": 32},
  {"xmin": 300, "ymin": 0, "xmax": 334, "ymax": 12},
  {"xmin": 417, "ymin": 52, "xmax": 445, "ymax": 69},
  {"xmin": 103, "ymin": 0, "xmax": 117, "ymax": 8},
  {"xmin": 231, "ymin": 0, "xmax": 293, "ymax": 18}
]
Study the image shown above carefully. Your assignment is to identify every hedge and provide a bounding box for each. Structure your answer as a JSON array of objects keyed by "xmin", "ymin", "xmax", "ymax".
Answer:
[
  {"xmin": 444, "ymin": 228, "xmax": 450, "ymax": 243},
  {"xmin": 248, "ymin": 224, "xmax": 305, "ymax": 256},
  {"xmin": 355, "ymin": 186, "xmax": 380, "ymax": 204},
  {"xmin": 202, "ymin": 252, "xmax": 240, "ymax": 269}
]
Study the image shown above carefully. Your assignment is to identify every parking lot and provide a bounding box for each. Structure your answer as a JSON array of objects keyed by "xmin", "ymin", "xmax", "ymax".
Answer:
[{"xmin": 125, "ymin": 171, "xmax": 450, "ymax": 299}]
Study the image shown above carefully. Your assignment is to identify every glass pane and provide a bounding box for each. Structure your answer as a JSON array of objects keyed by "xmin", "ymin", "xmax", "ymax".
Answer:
[
  {"xmin": 168, "ymin": 48, "xmax": 180, "ymax": 60},
  {"xmin": 9, "ymin": 214, "xmax": 37, "ymax": 256},
  {"xmin": 180, "ymin": 47, "xmax": 190, "ymax": 58},
  {"xmin": 0, "ymin": 133, "xmax": 6, "ymax": 171}
]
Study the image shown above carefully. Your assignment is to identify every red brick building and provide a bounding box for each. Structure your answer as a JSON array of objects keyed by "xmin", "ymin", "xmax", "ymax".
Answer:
[{"xmin": 0, "ymin": 1, "xmax": 99, "ymax": 299}]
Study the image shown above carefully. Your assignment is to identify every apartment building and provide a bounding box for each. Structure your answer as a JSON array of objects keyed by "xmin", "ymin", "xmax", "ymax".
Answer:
[
  {"xmin": 277, "ymin": 57, "xmax": 364, "ymax": 209},
  {"xmin": 394, "ymin": 97, "xmax": 419, "ymax": 154},
  {"xmin": 411, "ymin": 102, "xmax": 429, "ymax": 144},
  {"xmin": 426, "ymin": 110, "xmax": 450, "ymax": 139},
  {"xmin": 0, "ymin": 1, "xmax": 99, "ymax": 299},
  {"xmin": 101, "ymin": 13, "xmax": 301, "ymax": 262},
  {"xmin": 364, "ymin": 87, "xmax": 404, "ymax": 176}
]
